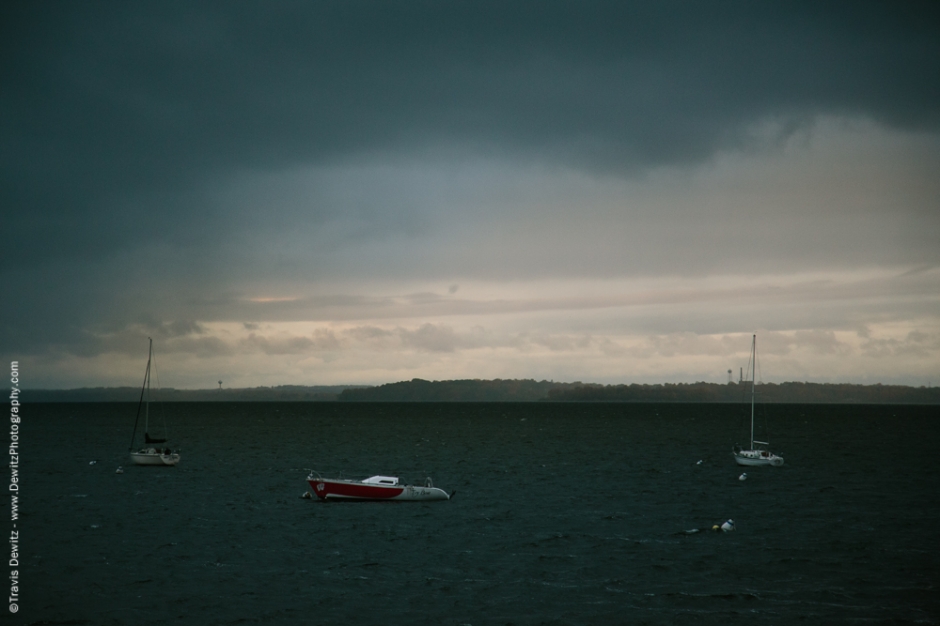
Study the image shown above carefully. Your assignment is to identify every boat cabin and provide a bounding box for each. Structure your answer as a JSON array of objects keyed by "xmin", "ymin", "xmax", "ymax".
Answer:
[{"xmin": 361, "ymin": 475, "xmax": 399, "ymax": 485}]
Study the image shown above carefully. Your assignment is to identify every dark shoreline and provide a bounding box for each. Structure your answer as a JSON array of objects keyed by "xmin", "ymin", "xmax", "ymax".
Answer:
[{"xmin": 22, "ymin": 378, "xmax": 940, "ymax": 404}]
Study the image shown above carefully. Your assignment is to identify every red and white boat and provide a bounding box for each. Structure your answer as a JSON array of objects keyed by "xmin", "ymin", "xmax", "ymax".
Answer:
[{"xmin": 307, "ymin": 473, "xmax": 452, "ymax": 501}]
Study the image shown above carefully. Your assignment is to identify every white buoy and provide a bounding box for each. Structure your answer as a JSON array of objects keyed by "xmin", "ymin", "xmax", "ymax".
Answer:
[
  {"xmin": 739, "ymin": 472, "xmax": 747, "ymax": 481},
  {"xmin": 115, "ymin": 466, "xmax": 124, "ymax": 474},
  {"xmin": 89, "ymin": 460, "xmax": 97, "ymax": 465},
  {"xmin": 696, "ymin": 460, "xmax": 703, "ymax": 465},
  {"xmin": 721, "ymin": 519, "xmax": 735, "ymax": 532}
]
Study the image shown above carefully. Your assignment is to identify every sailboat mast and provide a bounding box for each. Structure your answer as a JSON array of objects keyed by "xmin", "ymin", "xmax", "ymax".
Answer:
[
  {"xmin": 129, "ymin": 337, "xmax": 153, "ymax": 451},
  {"xmin": 145, "ymin": 338, "xmax": 152, "ymax": 435},
  {"xmin": 750, "ymin": 334, "xmax": 756, "ymax": 449}
]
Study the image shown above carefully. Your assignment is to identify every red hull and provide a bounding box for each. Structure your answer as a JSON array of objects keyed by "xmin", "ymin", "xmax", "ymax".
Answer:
[
  {"xmin": 306, "ymin": 474, "xmax": 451, "ymax": 501},
  {"xmin": 309, "ymin": 478, "xmax": 404, "ymax": 500}
]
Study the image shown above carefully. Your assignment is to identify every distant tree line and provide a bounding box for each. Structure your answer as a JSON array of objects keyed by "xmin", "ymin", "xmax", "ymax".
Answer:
[
  {"xmin": 25, "ymin": 380, "xmax": 940, "ymax": 403},
  {"xmin": 545, "ymin": 381, "xmax": 940, "ymax": 404},
  {"xmin": 340, "ymin": 379, "xmax": 940, "ymax": 403},
  {"xmin": 26, "ymin": 385, "xmax": 362, "ymax": 402},
  {"xmin": 338, "ymin": 378, "xmax": 582, "ymax": 402}
]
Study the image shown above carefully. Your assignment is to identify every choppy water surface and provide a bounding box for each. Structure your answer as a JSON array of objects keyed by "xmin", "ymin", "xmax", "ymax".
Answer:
[{"xmin": 16, "ymin": 402, "xmax": 940, "ymax": 625}]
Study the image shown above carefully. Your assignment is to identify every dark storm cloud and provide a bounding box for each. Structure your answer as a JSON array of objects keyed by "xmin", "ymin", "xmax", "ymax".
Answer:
[
  {"xmin": 3, "ymin": 1, "xmax": 939, "ymax": 266},
  {"xmin": 3, "ymin": 1, "xmax": 940, "ymax": 372}
]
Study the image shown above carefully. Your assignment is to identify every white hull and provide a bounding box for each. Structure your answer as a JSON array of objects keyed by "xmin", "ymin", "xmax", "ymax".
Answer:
[
  {"xmin": 733, "ymin": 449, "xmax": 783, "ymax": 467},
  {"xmin": 130, "ymin": 449, "xmax": 181, "ymax": 466}
]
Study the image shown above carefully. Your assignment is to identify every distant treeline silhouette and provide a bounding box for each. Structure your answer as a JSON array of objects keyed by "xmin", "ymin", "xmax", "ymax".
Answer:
[
  {"xmin": 27, "ymin": 385, "xmax": 361, "ymax": 402},
  {"xmin": 544, "ymin": 381, "xmax": 940, "ymax": 404},
  {"xmin": 339, "ymin": 379, "xmax": 940, "ymax": 404},
  {"xmin": 26, "ymin": 380, "xmax": 940, "ymax": 403},
  {"xmin": 338, "ymin": 378, "xmax": 581, "ymax": 402}
]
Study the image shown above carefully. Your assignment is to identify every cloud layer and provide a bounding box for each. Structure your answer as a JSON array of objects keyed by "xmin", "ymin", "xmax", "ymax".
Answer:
[{"xmin": 3, "ymin": 2, "xmax": 939, "ymax": 387}]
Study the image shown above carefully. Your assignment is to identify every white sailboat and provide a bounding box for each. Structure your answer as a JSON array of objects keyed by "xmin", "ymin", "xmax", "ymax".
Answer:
[
  {"xmin": 129, "ymin": 338, "xmax": 180, "ymax": 466},
  {"xmin": 732, "ymin": 335, "xmax": 784, "ymax": 467}
]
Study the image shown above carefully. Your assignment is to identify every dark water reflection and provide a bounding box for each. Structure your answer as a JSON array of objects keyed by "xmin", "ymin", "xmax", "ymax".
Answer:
[{"xmin": 17, "ymin": 402, "xmax": 940, "ymax": 624}]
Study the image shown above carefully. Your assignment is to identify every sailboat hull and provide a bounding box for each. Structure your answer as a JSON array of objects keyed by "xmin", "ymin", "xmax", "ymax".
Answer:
[
  {"xmin": 733, "ymin": 449, "xmax": 784, "ymax": 467},
  {"xmin": 130, "ymin": 449, "xmax": 181, "ymax": 466}
]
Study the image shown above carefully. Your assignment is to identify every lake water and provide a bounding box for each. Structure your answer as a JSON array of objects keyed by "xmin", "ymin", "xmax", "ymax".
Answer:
[{"xmin": 13, "ymin": 402, "xmax": 940, "ymax": 624}]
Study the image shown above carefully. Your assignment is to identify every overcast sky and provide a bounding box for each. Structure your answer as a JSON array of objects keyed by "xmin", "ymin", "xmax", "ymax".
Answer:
[{"xmin": 3, "ymin": 1, "xmax": 939, "ymax": 389}]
